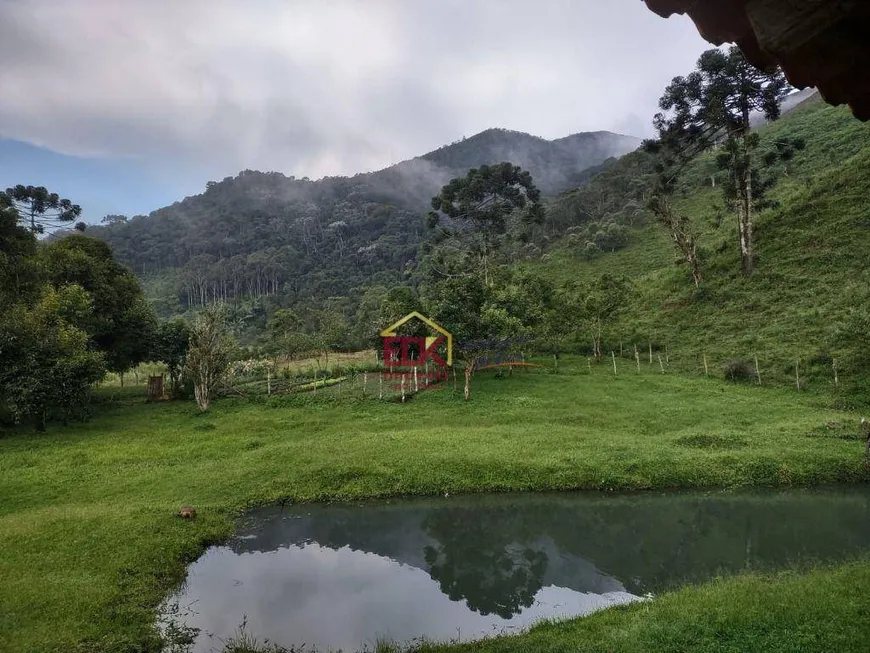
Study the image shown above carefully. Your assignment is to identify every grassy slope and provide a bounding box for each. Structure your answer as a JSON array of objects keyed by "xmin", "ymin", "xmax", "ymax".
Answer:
[
  {"xmin": 1, "ymin": 363, "xmax": 869, "ymax": 653},
  {"xmin": 535, "ymin": 98, "xmax": 870, "ymax": 392},
  {"xmin": 404, "ymin": 560, "xmax": 870, "ymax": 653}
]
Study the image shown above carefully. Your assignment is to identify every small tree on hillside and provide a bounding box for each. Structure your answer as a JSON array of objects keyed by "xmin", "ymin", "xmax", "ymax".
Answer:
[
  {"xmin": 642, "ymin": 132, "xmax": 704, "ymax": 288},
  {"xmin": 650, "ymin": 192, "xmax": 703, "ymax": 288},
  {"xmin": 489, "ymin": 271, "xmax": 553, "ymax": 365},
  {"xmin": 428, "ymin": 163, "xmax": 543, "ymax": 285},
  {"xmin": 542, "ymin": 285, "xmax": 586, "ymax": 363},
  {"xmin": 267, "ymin": 308, "xmax": 314, "ymax": 362},
  {"xmin": 186, "ymin": 305, "xmax": 234, "ymax": 411},
  {"xmin": 426, "ymin": 276, "xmax": 497, "ymax": 401},
  {"xmin": 269, "ymin": 308, "xmax": 302, "ymax": 341},
  {"xmin": 4, "ymin": 185, "xmax": 85, "ymax": 234},
  {"xmin": 311, "ymin": 308, "xmax": 348, "ymax": 369},
  {"xmin": 152, "ymin": 319, "xmax": 191, "ymax": 397},
  {"xmin": 577, "ymin": 275, "xmax": 629, "ymax": 361},
  {"xmin": 653, "ymin": 46, "xmax": 790, "ymax": 276}
]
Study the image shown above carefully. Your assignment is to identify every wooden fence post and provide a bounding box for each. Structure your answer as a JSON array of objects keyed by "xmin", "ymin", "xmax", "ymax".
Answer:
[
  {"xmin": 611, "ymin": 352, "xmax": 617, "ymax": 376},
  {"xmin": 658, "ymin": 355, "xmax": 665, "ymax": 374},
  {"xmin": 754, "ymin": 355, "xmax": 762, "ymax": 385},
  {"xmin": 703, "ymin": 353, "xmax": 709, "ymax": 377}
]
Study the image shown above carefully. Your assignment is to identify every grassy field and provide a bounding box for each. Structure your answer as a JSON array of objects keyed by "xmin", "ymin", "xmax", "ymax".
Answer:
[
  {"xmin": 1, "ymin": 361, "xmax": 869, "ymax": 653},
  {"xmin": 385, "ymin": 559, "xmax": 870, "ymax": 653},
  {"xmin": 532, "ymin": 99, "xmax": 870, "ymax": 395}
]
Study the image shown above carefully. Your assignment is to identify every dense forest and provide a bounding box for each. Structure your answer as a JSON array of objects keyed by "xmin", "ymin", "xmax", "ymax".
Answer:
[{"xmin": 86, "ymin": 129, "xmax": 639, "ymax": 325}]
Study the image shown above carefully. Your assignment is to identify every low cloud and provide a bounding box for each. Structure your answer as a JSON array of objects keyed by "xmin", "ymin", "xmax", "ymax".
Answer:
[{"xmin": 0, "ymin": 0, "xmax": 709, "ymax": 181}]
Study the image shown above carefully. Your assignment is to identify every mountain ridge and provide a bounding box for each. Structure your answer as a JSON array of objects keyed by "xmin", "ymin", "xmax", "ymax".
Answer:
[{"xmin": 85, "ymin": 126, "xmax": 641, "ymax": 315}]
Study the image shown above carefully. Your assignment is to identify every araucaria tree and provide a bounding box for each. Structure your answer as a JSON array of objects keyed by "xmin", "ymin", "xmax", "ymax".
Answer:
[
  {"xmin": 186, "ymin": 305, "xmax": 234, "ymax": 411},
  {"xmin": 4, "ymin": 185, "xmax": 85, "ymax": 234},
  {"xmin": 428, "ymin": 163, "xmax": 543, "ymax": 285},
  {"xmin": 653, "ymin": 46, "xmax": 790, "ymax": 276}
]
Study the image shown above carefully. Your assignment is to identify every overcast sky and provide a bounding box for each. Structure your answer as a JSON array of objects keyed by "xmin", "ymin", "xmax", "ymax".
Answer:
[{"xmin": 0, "ymin": 0, "xmax": 710, "ymax": 219}]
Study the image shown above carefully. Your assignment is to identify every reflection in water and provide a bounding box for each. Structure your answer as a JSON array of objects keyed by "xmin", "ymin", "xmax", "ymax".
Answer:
[
  {"xmin": 172, "ymin": 543, "xmax": 635, "ymax": 653},
  {"xmin": 165, "ymin": 487, "xmax": 870, "ymax": 652},
  {"xmin": 423, "ymin": 509, "xmax": 550, "ymax": 618}
]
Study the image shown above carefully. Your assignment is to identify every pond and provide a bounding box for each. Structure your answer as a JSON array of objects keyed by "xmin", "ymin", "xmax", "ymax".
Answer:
[{"xmin": 164, "ymin": 487, "xmax": 870, "ymax": 652}]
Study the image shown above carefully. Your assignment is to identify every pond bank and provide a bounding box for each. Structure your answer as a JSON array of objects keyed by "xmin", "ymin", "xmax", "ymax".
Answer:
[
  {"xmin": 168, "ymin": 488, "xmax": 870, "ymax": 653},
  {"xmin": 1, "ymin": 369, "xmax": 869, "ymax": 652}
]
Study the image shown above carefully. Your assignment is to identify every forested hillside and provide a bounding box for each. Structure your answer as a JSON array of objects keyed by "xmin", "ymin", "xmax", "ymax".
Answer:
[
  {"xmin": 88, "ymin": 128, "xmax": 639, "ymax": 321},
  {"xmin": 80, "ymin": 90, "xmax": 870, "ymax": 400}
]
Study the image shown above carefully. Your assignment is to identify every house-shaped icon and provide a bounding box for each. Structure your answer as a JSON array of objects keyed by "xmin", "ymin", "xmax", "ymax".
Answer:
[{"xmin": 380, "ymin": 311, "xmax": 452, "ymax": 367}]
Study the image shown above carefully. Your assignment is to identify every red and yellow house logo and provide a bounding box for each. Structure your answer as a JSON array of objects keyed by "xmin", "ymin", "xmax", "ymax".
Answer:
[{"xmin": 380, "ymin": 312, "xmax": 453, "ymax": 370}]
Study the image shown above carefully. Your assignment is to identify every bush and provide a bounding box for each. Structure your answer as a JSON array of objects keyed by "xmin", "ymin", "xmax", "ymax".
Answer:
[
  {"xmin": 723, "ymin": 359, "xmax": 758, "ymax": 383},
  {"xmin": 172, "ymin": 373, "xmax": 195, "ymax": 400}
]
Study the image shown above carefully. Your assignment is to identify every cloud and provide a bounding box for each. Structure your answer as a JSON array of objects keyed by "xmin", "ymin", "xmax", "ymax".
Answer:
[{"xmin": 0, "ymin": 0, "xmax": 710, "ymax": 181}]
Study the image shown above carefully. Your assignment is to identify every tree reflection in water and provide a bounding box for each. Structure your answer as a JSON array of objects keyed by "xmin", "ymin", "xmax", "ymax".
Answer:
[{"xmin": 422, "ymin": 509, "xmax": 549, "ymax": 618}]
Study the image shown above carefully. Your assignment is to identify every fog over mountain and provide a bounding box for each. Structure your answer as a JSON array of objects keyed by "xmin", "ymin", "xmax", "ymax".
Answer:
[
  {"xmin": 0, "ymin": 0, "xmax": 709, "ymax": 218},
  {"xmin": 87, "ymin": 126, "xmax": 640, "ymax": 317}
]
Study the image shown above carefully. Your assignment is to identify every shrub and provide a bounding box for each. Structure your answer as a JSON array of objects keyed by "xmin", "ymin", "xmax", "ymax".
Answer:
[{"xmin": 723, "ymin": 359, "xmax": 758, "ymax": 383}]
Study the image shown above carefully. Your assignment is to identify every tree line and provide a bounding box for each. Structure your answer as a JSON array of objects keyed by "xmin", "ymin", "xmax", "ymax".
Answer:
[{"xmin": 0, "ymin": 189, "xmax": 232, "ymax": 427}]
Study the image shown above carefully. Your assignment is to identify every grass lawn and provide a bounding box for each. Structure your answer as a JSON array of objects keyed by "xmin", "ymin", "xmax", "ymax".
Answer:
[
  {"xmin": 1, "ymin": 361, "xmax": 869, "ymax": 652},
  {"xmin": 396, "ymin": 560, "xmax": 870, "ymax": 653}
]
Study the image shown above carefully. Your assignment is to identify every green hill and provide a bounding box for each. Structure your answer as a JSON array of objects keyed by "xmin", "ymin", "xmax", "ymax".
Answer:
[
  {"xmin": 533, "ymin": 96, "xmax": 870, "ymax": 395},
  {"xmin": 84, "ymin": 128, "xmax": 638, "ymax": 321},
  {"xmin": 80, "ymin": 95, "xmax": 870, "ymax": 397}
]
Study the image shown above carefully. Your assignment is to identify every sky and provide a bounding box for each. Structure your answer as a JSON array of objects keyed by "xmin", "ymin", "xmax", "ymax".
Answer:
[{"xmin": 0, "ymin": 0, "xmax": 710, "ymax": 222}]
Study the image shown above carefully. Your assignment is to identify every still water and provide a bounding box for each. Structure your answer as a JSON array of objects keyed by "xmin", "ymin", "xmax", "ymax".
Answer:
[{"xmin": 165, "ymin": 487, "xmax": 870, "ymax": 652}]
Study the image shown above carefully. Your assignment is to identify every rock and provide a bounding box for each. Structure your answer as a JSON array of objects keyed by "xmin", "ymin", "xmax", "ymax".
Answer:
[{"xmin": 178, "ymin": 506, "xmax": 197, "ymax": 519}]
